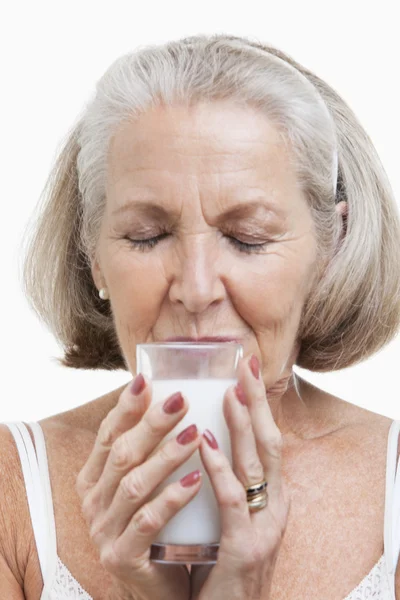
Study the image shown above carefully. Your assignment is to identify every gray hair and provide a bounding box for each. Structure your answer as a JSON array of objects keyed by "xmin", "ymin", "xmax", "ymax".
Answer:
[{"xmin": 20, "ymin": 33, "xmax": 400, "ymax": 372}]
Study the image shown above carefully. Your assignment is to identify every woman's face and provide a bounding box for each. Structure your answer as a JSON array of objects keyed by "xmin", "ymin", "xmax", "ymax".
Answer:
[{"xmin": 92, "ymin": 100, "xmax": 318, "ymax": 392}]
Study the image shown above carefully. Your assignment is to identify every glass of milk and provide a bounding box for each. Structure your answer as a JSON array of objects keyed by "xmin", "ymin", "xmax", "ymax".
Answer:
[{"xmin": 136, "ymin": 341, "xmax": 243, "ymax": 564}]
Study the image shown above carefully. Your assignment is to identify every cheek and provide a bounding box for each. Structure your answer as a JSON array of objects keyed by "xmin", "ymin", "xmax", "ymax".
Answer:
[
  {"xmin": 107, "ymin": 251, "xmax": 168, "ymax": 328},
  {"xmin": 231, "ymin": 250, "xmax": 313, "ymax": 329}
]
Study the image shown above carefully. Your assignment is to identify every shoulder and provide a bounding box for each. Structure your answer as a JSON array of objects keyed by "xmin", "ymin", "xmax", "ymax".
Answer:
[
  {"xmin": 40, "ymin": 382, "xmax": 126, "ymax": 435},
  {"xmin": 0, "ymin": 424, "xmax": 34, "ymax": 587},
  {"xmin": 33, "ymin": 384, "xmax": 127, "ymax": 493},
  {"xmin": 334, "ymin": 400, "xmax": 397, "ymax": 471},
  {"xmin": 314, "ymin": 383, "xmax": 396, "ymax": 447},
  {"xmin": 337, "ymin": 406, "xmax": 400, "ymax": 548},
  {"xmin": 35, "ymin": 384, "xmax": 126, "ymax": 471}
]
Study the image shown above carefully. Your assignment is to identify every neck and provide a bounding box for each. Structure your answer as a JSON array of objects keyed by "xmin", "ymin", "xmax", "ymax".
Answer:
[{"xmin": 267, "ymin": 370, "xmax": 337, "ymax": 446}]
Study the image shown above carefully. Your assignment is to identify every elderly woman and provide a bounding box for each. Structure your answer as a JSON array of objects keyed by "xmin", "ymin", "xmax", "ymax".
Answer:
[{"xmin": 1, "ymin": 33, "xmax": 400, "ymax": 600}]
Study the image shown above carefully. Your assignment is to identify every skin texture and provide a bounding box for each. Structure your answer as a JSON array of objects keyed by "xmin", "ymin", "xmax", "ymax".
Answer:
[{"xmin": 91, "ymin": 99, "xmax": 347, "ymax": 440}]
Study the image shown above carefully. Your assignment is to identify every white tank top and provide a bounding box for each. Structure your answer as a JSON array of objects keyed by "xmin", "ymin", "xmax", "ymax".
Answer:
[{"xmin": 3, "ymin": 419, "xmax": 400, "ymax": 600}]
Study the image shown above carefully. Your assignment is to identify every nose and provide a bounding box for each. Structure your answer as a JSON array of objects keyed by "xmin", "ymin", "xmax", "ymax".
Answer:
[{"xmin": 169, "ymin": 236, "xmax": 225, "ymax": 314}]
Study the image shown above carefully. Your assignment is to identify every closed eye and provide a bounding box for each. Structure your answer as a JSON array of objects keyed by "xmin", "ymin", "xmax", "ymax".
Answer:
[
  {"xmin": 125, "ymin": 233, "xmax": 269, "ymax": 254},
  {"xmin": 224, "ymin": 235, "xmax": 268, "ymax": 254}
]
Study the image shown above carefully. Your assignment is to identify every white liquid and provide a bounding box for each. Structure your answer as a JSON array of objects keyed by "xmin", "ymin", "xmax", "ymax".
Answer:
[{"xmin": 149, "ymin": 378, "xmax": 236, "ymax": 545}]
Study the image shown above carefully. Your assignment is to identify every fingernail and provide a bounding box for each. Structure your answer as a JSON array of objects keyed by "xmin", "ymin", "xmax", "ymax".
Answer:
[
  {"xmin": 131, "ymin": 373, "xmax": 145, "ymax": 395},
  {"xmin": 177, "ymin": 424, "xmax": 198, "ymax": 445},
  {"xmin": 235, "ymin": 382, "xmax": 248, "ymax": 406},
  {"xmin": 203, "ymin": 429, "xmax": 219, "ymax": 450},
  {"xmin": 163, "ymin": 392, "xmax": 184, "ymax": 414},
  {"xmin": 249, "ymin": 355, "xmax": 260, "ymax": 380},
  {"xmin": 180, "ymin": 470, "xmax": 202, "ymax": 488}
]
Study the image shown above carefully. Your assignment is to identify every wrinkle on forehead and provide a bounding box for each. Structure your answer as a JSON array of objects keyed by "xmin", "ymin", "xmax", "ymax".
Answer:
[
  {"xmin": 106, "ymin": 100, "xmax": 308, "ymax": 232},
  {"xmin": 108, "ymin": 100, "xmax": 287, "ymax": 177}
]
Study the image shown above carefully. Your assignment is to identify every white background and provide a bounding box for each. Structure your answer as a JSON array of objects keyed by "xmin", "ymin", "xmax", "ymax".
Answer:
[{"xmin": 1, "ymin": 1, "xmax": 399, "ymax": 423}]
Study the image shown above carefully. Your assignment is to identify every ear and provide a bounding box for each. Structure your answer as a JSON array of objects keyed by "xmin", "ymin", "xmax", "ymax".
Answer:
[
  {"xmin": 90, "ymin": 254, "xmax": 105, "ymax": 294},
  {"xmin": 335, "ymin": 200, "xmax": 348, "ymax": 219},
  {"xmin": 335, "ymin": 201, "xmax": 348, "ymax": 241}
]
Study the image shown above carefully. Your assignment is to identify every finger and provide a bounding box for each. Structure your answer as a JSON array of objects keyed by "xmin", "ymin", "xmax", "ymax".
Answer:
[
  {"xmin": 199, "ymin": 430, "xmax": 251, "ymax": 538},
  {"xmin": 92, "ymin": 424, "xmax": 202, "ymax": 541},
  {"xmin": 239, "ymin": 355, "xmax": 284, "ymax": 504},
  {"xmin": 76, "ymin": 374, "xmax": 152, "ymax": 496},
  {"xmin": 94, "ymin": 391, "xmax": 191, "ymax": 509},
  {"xmin": 222, "ymin": 383, "xmax": 265, "ymax": 489},
  {"xmin": 111, "ymin": 468, "xmax": 202, "ymax": 562}
]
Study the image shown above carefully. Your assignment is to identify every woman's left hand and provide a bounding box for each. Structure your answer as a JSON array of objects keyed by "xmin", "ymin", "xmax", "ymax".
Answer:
[{"xmin": 190, "ymin": 354, "xmax": 291, "ymax": 600}]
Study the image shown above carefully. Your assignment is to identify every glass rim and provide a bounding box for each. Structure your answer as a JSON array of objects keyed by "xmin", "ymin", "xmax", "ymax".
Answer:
[{"xmin": 137, "ymin": 341, "xmax": 243, "ymax": 349}]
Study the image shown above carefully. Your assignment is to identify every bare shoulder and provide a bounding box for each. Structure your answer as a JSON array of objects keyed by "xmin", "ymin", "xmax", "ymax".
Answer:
[
  {"xmin": 40, "ymin": 387, "xmax": 126, "ymax": 495},
  {"xmin": 300, "ymin": 377, "xmax": 396, "ymax": 445},
  {"xmin": 315, "ymin": 388, "xmax": 398, "ymax": 472},
  {"xmin": 40, "ymin": 382, "xmax": 127, "ymax": 435},
  {"xmin": 0, "ymin": 424, "xmax": 36, "ymax": 590},
  {"xmin": 0, "ymin": 385, "xmax": 123, "ymax": 597},
  {"xmin": 273, "ymin": 388, "xmax": 399, "ymax": 599},
  {"xmin": 0, "ymin": 385, "xmax": 125, "ymax": 599},
  {"xmin": 348, "ymin": 402, "xmax": 400, "ymax": 596},
  {"xmin": 328, "ymin": 391, "xmax": 396, "ymax": 450}
]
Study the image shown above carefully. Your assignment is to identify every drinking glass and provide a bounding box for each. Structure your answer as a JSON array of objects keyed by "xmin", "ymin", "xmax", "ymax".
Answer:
[{"xmin": 136, "ymin": 342, "xmax": 243, "ymax": 564}]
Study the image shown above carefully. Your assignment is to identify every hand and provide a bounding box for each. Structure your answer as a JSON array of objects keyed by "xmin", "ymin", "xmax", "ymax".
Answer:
[
  {"xmin": 190, "ymin": 354, "xmax": 291, "ymax": 600},
  {"xmin": 76, "ymin": 375, "xmax": 203, "ymax": 600}
]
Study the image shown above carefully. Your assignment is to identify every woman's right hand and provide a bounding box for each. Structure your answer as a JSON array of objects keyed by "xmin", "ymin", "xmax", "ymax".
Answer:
[{"xmin": 76, "ymin": 373, "xmax": 202, "ymax": 600}]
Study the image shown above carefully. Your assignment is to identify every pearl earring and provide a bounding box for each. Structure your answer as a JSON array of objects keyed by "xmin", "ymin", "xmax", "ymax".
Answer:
[{"xmin": 99, "ymin": 288, "xmax": 109, "ymax": 300}]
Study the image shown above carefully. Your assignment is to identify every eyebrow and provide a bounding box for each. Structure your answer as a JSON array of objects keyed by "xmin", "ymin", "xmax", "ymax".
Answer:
[{"xmin": 112, "ymin": 198, "xmax": 283, "ymax": 224}]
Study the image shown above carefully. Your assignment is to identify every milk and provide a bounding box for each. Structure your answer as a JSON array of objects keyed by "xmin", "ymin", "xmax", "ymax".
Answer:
[{"xmin": 148, "ymin": 378, "xmax": 236, "ymax": 545}]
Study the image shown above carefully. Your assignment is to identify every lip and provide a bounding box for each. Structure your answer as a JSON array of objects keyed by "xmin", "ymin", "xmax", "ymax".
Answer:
[{"xmin": 164, "ymin": 336, "xmax": 241, "ymax": 343}]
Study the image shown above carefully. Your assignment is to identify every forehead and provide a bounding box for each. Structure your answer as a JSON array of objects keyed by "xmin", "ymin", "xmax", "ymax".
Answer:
[
  {"xmin": 105, "ymin": 101, "xmax": 305, "ymax": 224},
  {"xmin": 108, "ymin": 100, "xmax": 292, "ymax": 178}
]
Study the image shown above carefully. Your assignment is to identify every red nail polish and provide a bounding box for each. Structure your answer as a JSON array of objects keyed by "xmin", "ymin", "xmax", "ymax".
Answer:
[
  {"xmin": 131, "ymin": 373, "xmax": 145, "ymax": 395},
  {"xmin": 249, "ymin": 355, "xmax": 260, "ymax": 380},
  {"xmin": 163, "ymin": 392, "xmax": 184, "ymax": 414},
  {"xmin": 180, "ymin": 470, "xmax": 202, "ymax": 488},
  {"xmin": 203, "ymin": 429, "xmax": 219, "ymax": 449},
  {"xmin": 177, "ymin": 424, "xmax": 198, "ymax": 445},
  {"xmin": 235, "ymin": 382, "xmax": 248, "ymax": 406}
]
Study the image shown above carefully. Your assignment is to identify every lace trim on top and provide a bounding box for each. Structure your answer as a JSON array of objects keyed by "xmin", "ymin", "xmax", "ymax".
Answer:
[
  {"xmin": 343, "ymin": 554, "xmax": 392, "ymax": 600},
  {"xmin": 48, "ymin": 555, "xmax": 93, "ymax": 600}
]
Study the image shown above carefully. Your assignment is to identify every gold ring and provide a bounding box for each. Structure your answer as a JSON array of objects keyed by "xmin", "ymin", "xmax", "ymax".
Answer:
[
  {"xmin": 247, "ymin": 492, "xmax": 269, "ymax": 512},
  {"xmin": 245, "ymin": 480, "xmax": 268, "ymax": 496},
  {"xmin": 245, "ymin": 479, "xmax": 268, "ymax": 512}
]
